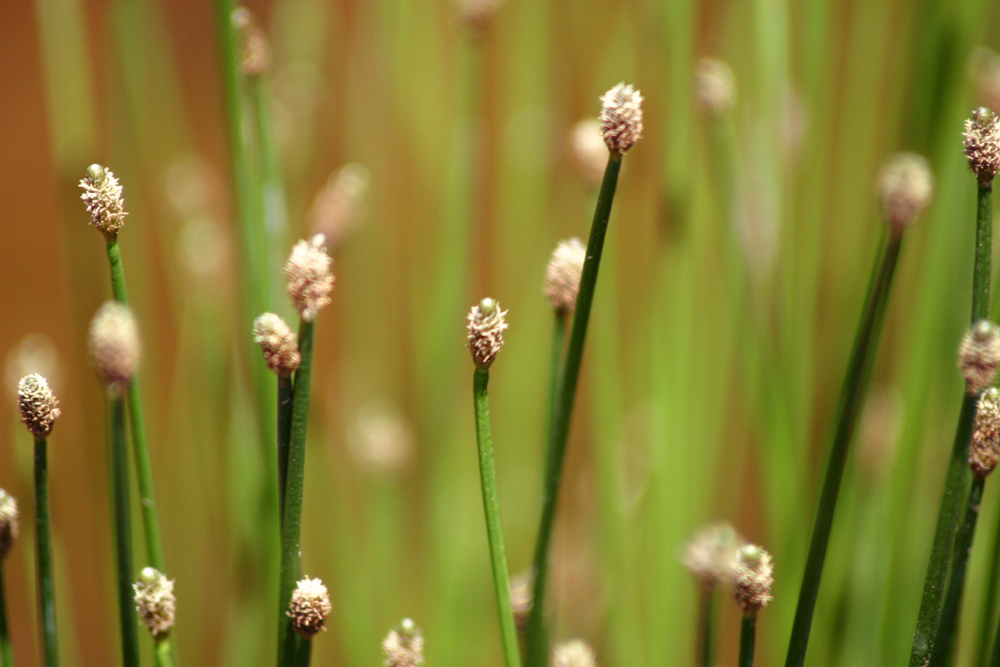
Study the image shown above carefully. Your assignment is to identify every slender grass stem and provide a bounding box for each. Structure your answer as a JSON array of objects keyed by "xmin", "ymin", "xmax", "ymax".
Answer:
[
  {"xmin": 525, "ymin": 153, "xmax": 622, "ymax": 667},
  {"xmin": 545, "ymin": 314, "xmax": 567, "ymax": 454},
  {"xmin": 974, "ymin": 497, "xmax": 1000, "ymax": 666},
  {"xmin": 739, "ymin": 615, "xmax": 757, "ymax": 667},
  {"xmin": 110, "ymin": 395, "xmax": 140, "ymax": 667},
  {"xmin": 696, "ymin": 583, "xmax": 715, "ymax": 667},
  {"xmin": 249, "ymin": 74, "xmax": 289, "ymax": 290},
  {"xmin": 0, "ymin": 560, "xmax": 10, "ymax": 667},
  {"xmin": 277, "ymin": 376, "xmax": 294, "ymax": 526},
  {"xmin": 34, "ymin": 437, "xmax": 58, "ymax": 667},
  {"xmin": 278, "ymin": 320, "xmax": 315, "ymax": 667},
  {"xmin": 783, "ymin": 230, "xmax": 904, "ymax": 667},
  {"xmin": 473, "ymin": 367, "xmax": 522, "ymax": 667},
  {"xmin": 911, "ymin": 182, "xmax": 993, "ymax": 667},
  {"xmin": 928, "ymin": 477, "xmax": 986, "ymax": 667},
  {"xmin": 154, "ymin": 637, "xmax": 174, "ymax": 667}
]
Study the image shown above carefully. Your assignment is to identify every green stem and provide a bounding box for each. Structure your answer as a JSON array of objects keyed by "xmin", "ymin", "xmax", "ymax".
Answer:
[
  {"xmin": 154, "ymin": 637, "xmax": 174, "ymax": 667},
  {"xmin": 784, "ymin": 231, "xmax": 904, "ymax": 667},
  {"xmin": 696, "ymin": 583, "xmax": 715, "ymax": 667},
  {"xmin": 0, "ymin": 560, "xmax": 11, "ymax": 667},
  {"xmin": 110, "ymin": 395, "xmax": 140, "ymax": 667},
  {"xmin": 928, "ymin": 477, "xmax": 986, "ymax": 667},
  {"xmin": 912, "ymin": 182, "xmax": 993, "ymax": 667},
  {"xmin": 739, "ymin": 614, "xmax": 757, "ymax": 667},
  {"xmin": 975, "ymin": 492, "xmax": 1000, "ymax": 666},
  {"xmin": 249, "ymin": 73, "xmax": 289, "ymax": 291},
  {"xmin": 473, "ymin": 367, "xmax": 522, "ymax": 667},
  {"xmin": 295, "ymin": 635, "xmax": 312, "ymax": 667},
  {"xmin": 545, "ymin": 313, "xmax": 567, "ymax": 456},
  {"xmin": 524, "ymin": 152, "xmax": 622, "ymax": 667},
  {"xmin": 277, "ymin": 376, "xmax": 294, "ymax": 526},
  {"xmin": 34, "ymin": 437, "xmax": 57, "ymax": 667},
  {"xmin": 278, "ymin": 320, "xmax": 315, "ymax": 667}
]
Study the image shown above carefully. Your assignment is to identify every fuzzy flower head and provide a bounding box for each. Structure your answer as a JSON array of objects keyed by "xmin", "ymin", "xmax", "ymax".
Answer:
[
  {"xmin": 553, "ymin": 640, "xmax": 597, "ymax": 667},
  {"xmin": 570, "ymin": 119, "xmax": 608, "ymax": 188},
  {"xmin": 252, "ymin": 313, "xmax": 300, "ymax": 377},
  {"xmin": 682, "ymin": 522, "xmax": 740, "ymax": 585},
  {"xmin": 731, "ymin": 544, "xmax": 774, "ymax": 616},
  {"xmin": 971, "ymin": 387, "xmax": 1000, "ymax": 479},
  {"xmin": 963, "ymin": 107, "xmax": 1000, "ymax": 185},
  {"xmin": 18, "ymin": 373, "xmax": 60, "ymax": 439},
  {"xmin": 308, "ymin": 163, "xmax": 371, "ymax": 250},
  {"xmin": 509, "ymin": 572, "xmax": 533, "ymax": 632},
  {"xmin": 79, "ymin": 164, "xmax": 128, "ymax": 237},
  {"xmin": 89, "ymin": 302, "xmax": 141, "ymax": 390},
  {"xmin": 232, "ymin": 7, "xmax": 270, "ymax": 76},
  {"xmin": 878, "ymin": 152, "xmax": 934, "ymax": 232},
  {"xmin": 544, "ymin": 238, "xmax": 587, "ymax": 315},
  {"xmin": 960, "ymin": 319, "xmax": 1000, "ymax": 395},
  {"xmin": 0, "ymin": 489, "xmax": 17, "ymax": 561},
  {"xmin": 694, "ymin": 58, "xmax": 736, "ymax": 115},
  {"xmin": 133, "ymin": 567, "xmax": 176, "ymax": 638},
  {"xmin": 285, "ymin": 235, "xmax": 334, "ymax": 322},
  {"xmin": 288, "ymin": 577, "xmax": 332, "ymax": 638},
  {"xmin": 599, "ymin": 83, "xmax": 643, "ymax": 155},
  {"xmin": 467, "ymin": 298, "xmax": 508, "ymax": 368},
  {"xmin": 383, "ymin": 618, "xmax": 424, "ymax": 667}
]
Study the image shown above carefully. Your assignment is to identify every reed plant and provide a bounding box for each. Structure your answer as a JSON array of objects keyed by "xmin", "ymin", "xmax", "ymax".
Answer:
[{"xmin": 0, "ymin": 490, "xmax": 14, "ymax": 667}]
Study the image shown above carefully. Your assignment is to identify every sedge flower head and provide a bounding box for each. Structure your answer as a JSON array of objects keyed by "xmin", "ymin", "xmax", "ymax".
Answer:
[
  {"xmin": 79, "ymin": 164, "xmax": 128, "ymax": 237},
  {"xmin": 599, "ymin": 83, "xmax": 643, "ymax": 155},
  {"xmin": 18, "ymin": 373, "xmax": 60, "ymax": 438},
  {"xmin": 285, "ymin": 235, "xmax": 334, "ymax": 322}
]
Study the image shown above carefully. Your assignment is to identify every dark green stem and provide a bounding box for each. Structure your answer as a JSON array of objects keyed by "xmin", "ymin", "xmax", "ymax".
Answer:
[
  {"xmin": 545, "ymin": 313, "xmax": 567, "ymax": 456},
  {"xmin": 975, "ymin": 491, "xmax": 1000, "ymax": 666},
  {"xmin": 911, "ymin": 182, "xmax": 993, "ymax": 667},
  {"xmin": 110, "ymin": 395, "xmax": 140, "ymax": 667},
  {"xmin": 0, "ymin": 560, "xmax": 11, "ymax": 667},
  {"xmin": 295, "ymin": 638, "xmax": 312, "ymax": 667},
  {"xmin": 473, "ymin": 367, "xmax": 522, "ymax": 667},
  {"xmin": 278, "ymin": 320, "xmax": 315, "ymax": 667},
  {"xmin": 34, "ymin": 437, "xmax": 58, "ymax": 667},
  {"xmin": 696, "ymin": 583, "xmax": 715, "ymax": 667},
  {"xmin": 784, "ymin": 231, "xmax": 904, "ymax": 667},
  {"xmin": 740, "ymin": 614, "xmax": 757, "ymax": 667},
  {"xmin": 525, "ymin": 152, "xmax": 623, "ymax": 667},
  {"xmin": 928, "ymin": 477, "xmax": 985, "ymax": 667},
  {"xmin": 277, "ymin": 375, "xmax": 294, "ymax": 526}
]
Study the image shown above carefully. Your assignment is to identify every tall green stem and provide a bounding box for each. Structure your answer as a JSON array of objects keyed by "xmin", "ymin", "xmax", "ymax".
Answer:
[
  {"xmin": 34, "ymin": 437, "xmax": 58, "ymax": 667},
  {"xmin": 739, "ymin": 615, "xmax": 757, "ymax": 667},
  {"xmin": 524, "ymin": 153, "xmax": 622, "ymax": 667},
  {"xmin": 472, "ymin": 367, "xmax": 522, "ymax": 667},
  {"xmin": 784, "ymin": 231, "xmax": 904, "ymax": 667},
  {"xmin": 277, "ymin": 376, "xmax": 294, "ymax": 526},
  {"xmin": 911, "ymin": 182, "xmax": 993, "ymax": 667},
  {"xmin": 975, "ymin": 493, "xmax": 1000, "ymax": 666},
  {"xmin": 696, "ymin": 583, "xmax": 715, "ymax": 667},
  {"xmin": 278, "ymin": 320, "xmax": 315, "ymax": 667},
  {"xmin": 0, "ymin": 560, "xmax": 11, "ymax": 667},
  {"xmin": 110, "ymin": 395, "xmax": 140, "ymax": 667},
  {"xmin": 545, "ymin": 314, "xmax": 567, "ymax": 454}
]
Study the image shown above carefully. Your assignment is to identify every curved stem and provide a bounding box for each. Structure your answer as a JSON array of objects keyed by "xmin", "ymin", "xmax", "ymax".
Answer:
[
  {"xmin": 34, "ymin": 437, "xmax": 58, "ymax": 667},
  {"xmin": 473, "ymin": 367, "xmax": 522, "ymax": 667},
  {"xmin": 110, "ymin": 395, "xmax": 140, "ymax": 667},
  {"xmin": 739, "ymin": 614, "xmax": 757, "ymax": 667}
]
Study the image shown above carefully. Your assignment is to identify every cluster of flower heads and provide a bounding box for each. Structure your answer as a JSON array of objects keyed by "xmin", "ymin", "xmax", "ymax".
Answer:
[
  {"xmin": 17, "ymin": 373, "xmax": 60, "ymax": 439},
  {"xmin": 972, "ymin": 387, "xmax": 1000, "ymax": 480},
  {"xmin": 133, "ymin": 567, "xmax": 176, "ymax": 638},
  {"xmin": 544, "ymin": 238, "xmax": 587, "ymax": 316},
  {"xmin": 683, "ymin": 523, "xmax": 774, "ymax": 617},
  {"xmin": 88, "ymin": 301, "xmax": 141, "ymax": 389},
  {"xmin": 467, "ymin": 298, "xmax": 509, "ymax": 369},
  {"xmin": 599, "ymin": 83, "xmax": 644, "ymax": 155},
  {"xmin": 383, "ymin": 618, "xmax": 424, "ymax": 667},
  {"xmin": 79, "ymin": 164, "xmax": 128, "ymax": 237},
  {"xmin": 288, "ymin": 577, "xmax": 332, "ymax": 638},
  {"xmin": 963, "ymin": 106, "xmax": 1000, "ymax": 185},
  {"xmin": 285, "ymin": 234, "xmax": 335, "ymax": 323},
  {"xmin": 878, "ymin": 152, "xmax": 934, "ymax": 232},
  {"xmin": 959, "ymin": 319, "xmax": 1000, "ymax": 395}
]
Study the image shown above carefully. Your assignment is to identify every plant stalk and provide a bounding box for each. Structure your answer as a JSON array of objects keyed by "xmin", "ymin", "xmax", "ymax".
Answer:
[
  {"xmin": 545, "ymin": 313, "xmax": 567, "ymax": 454},
  {"xmin": 0, "ymin": 559, "xmax": 11, "ymax": 667},
  {"xmin": 277, "ymin": 376, "xmax": 294, "ymax": 525},
  {"xmin": 34, "ymin": 437, "xmax": 58, "ymax": 667},
  {"xmin": 110, "ymin": 394, "xmax": 140, "ymax": 667},
  {"xmin": 740, "ymin": 614, "xmax": 757, "ymax": 667},
  {"xmin": 974, "ymin": 494, "xmax": 1000, "ymax": 666},
  {"xmin": 696, "ymin": 583, "xmax": 715, "ymax": 667}
]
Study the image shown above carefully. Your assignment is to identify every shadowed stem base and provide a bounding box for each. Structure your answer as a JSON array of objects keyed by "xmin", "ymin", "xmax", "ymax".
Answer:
[{"xmin": 740, "ymin": 615, "xmax": 757, "ymax": 667}]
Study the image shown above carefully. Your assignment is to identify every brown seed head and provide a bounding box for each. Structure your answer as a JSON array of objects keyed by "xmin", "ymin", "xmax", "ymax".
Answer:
[
  {"xmin": 18, "ymin": 373, "xmax": 60, "ymax": 439},
  {"xmin": 544, "ymin": 238, "xmax": 587, "ymax": 315},
  {"xmin": 599, "ymin": 83, "xmax": 643, "ymax": 155},
  {"xmin": 682, "ymin": 522, "xmax": 740, "ymax": 585},
  {"xmin": 467, "ymin": 298, "xmax": 508, "ymax": 368},
  {"xmin": 963, "ymin": 107, "xmax": 1000, "ymax": 185},
  {"xmin": 570, "ymin": 119, "xmax": 608, "ymax": 188},
  {"xmin": 971, "ymin": 387, "xmax": 1000, "ymax": 479},
  {"xmin": 0, "ymin": 489, "xmax": 18, "ymax": 561},
  {"xmin": 552, "ymin": 640, "xmax": 597, "ymax": 667},
  {"xmin": 877, "ymin": 152, "xmax": 934, "ymax": 232},
  {"xmin": 308, "ymin": 163, "xmax": 371, "ymax": 250},
  {"xmin": 80, "ymin": 165, "xmax": 128, "ymax": 237},
  {"xmin": 285, "ymin": 235, "xmax": 334, "ymax": 322},
  {"xmin": 89, "ymin": 302, "xmax": 141, "ymax": 389},
  {"xmin": 509, "ymin": 572, "xmax": 533, "ymax": 632},
  {"xmin": 694, "ymin": 58, "xmax": 736, "ymax": 115},
  {"xmin": 288, "ymin": 577, "xmax": 332, "ymax": 638},
  {"xmin": 960, "ymin": 319, "xmax": 1000, "ymax": 395},
  {"xmin": 252, "ymin": 313, "xmax": 301, "ymax": 377},
  {"xmin": 133, "ymin": 567, "xmax": 176, "ymax": 638},
  {"xmin": 232, "ymin": 7, "xmax": 271, "ymax": 76},
  {"xmin": 383, "ymin": 618, "xmax": 424, "ymax": 667},
  {"xmin": 731, "ymin": 544, "xmax": 774, "ymax": 616}
]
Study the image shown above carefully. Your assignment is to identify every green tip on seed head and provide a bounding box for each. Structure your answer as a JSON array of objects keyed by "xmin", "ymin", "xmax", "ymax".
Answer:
[
  {"xmin": 479, "ymin": 298, "xmax": 496, "ymax": 316},
  {"xmin": 87, "ymin": 164, "xmax": 104, "ymax": 180}
]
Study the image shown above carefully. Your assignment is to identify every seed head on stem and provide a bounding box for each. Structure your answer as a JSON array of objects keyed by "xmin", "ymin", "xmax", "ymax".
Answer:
[
  {"xmin": 731, "ymin": 544, "xmax": 774, "ymax": 617},
  {"xmin": 694, "ymin": 58, "xmax": 736, "ymax": 115},
  {"xmin": 877, "ymin": 152, "xmax": 934, "ymax": 232},
  {"xmin": 285, "ymin": 235, "xmax": 334, "ymax": 322},
  {"xmin": 570, "ymin": 120, "xmax": 608, "ymax": 188},
  {"xmin": 383, "ymin": 618, "xmax": 424, "ymax": 667},
  {"xmin": 467, "ymin": 298, "xmax": 508, "ymax": 368},
  {"xmin": 599, "ymin": 83, "xmax": 643, "ymax": 155},
  {"xmin": 963, "ymin": 107, "xmax": 1000, "ymax": 185},
  {"xmin": 0, "ymin": 489, "xmax": 17, "ymax": 561},
  {"xmin": 288, "ymin": 577, "xmax": 332, "ymax": 638},
  {"xmin": 88, "ymin": 301, "xmax": 141, "ymax": 390},
  {"xmin": 544, "ymin": 238, "xmax": 586, "ymax": 316},
  {"xmin": 133, "ymin": 567, "xmax": 176, "ymax": 638},
  {"xmin": 253, "ymin": 313, "xmax": 300, "ymax": 376},
  {"xmin": 960, "ymin": 319, "xmax": 1000, "ymax": 395},
  {"xmin": 509, "ymin": 572, "xmax": 533, "ymax": 632},
  {"xmin": 232, "ymin": 7, "xmax": 270, "ymax": 76},
  {"xmin": 79, "ymin": 164, "xmax": 128, "ymax": 238},
  {"xmin": 971, "ymin": 388, "xmax": 1000, "ymax": 480},
  {"xmin": 552, "ymin": 640, "xmax": 597, "ymax": 667},
  {"xmin": 17, "ymin": 373, "xmax": 60, "ymax": 439},
  {"xmin": 683, "ymin": 522, "xmax": 740, "ymax": 585},
  {"xmin": 308, "ymin": 163, "xmax": 370, "ymax": 250}
]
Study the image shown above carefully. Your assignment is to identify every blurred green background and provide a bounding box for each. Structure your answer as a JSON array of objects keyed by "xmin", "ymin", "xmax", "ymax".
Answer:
[{"xmin": 3, "ymin": 0, "xmax": 1000, "ymax": 666}]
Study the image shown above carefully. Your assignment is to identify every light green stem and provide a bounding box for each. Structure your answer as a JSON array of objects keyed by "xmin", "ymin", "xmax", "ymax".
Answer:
[
  {"xmin": 34, "ymin": 437, "xmax": 58, "ymax": 667},
  {"xmin": 110, "ymin": 395, "xmax": 140, "ymax": 667}
]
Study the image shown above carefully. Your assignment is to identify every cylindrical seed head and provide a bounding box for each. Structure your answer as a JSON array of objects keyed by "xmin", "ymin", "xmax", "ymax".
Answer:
[
  {"xmin": 18, "ymin": 373, "xmax": 61, "ymax": 438},
  {"xmin": 960, "ymin": 319, "xmax": 1000, "ymax": 395},
  {"xmin": 383, "ymin": 618, "xmax": 424, "ymax": 667},
  {"xmin": 0, "ymin": 489, "xmax": 18, "ymax": 561},
  {"xmin": 599, "ymin": 83, "xmax": 643, "ymax": 155},
  {"xmin": 570, "ymin": 119, "xmax": 608, "ymax": 188},
  {"xmin": 552, "ymin": 640, "xmax": 597, "ymax": 667},
  {"xmin": 232, "ymin": 7, "xmax": 271, "ymax": 76},
  {"xmin": 509, "ymin": 572, "xmax": 533, "ymax": 632},
  {"xmin": 79, "ymin": 164, "xmax": 128, "ymax": 237},
  {"xmin": 971, "ymin": 387, "xmax": 1000, "ymax": 479},
  {"xmin": 285, "ymin": 235, "xmax": 334, "ymax": 322},
  {"xmin": 288, "ymin": 577, "xmax": 332, "ymax": 638},
  {"xmin": 877, "ymin": 152, "xmax": 934, "ymax": 232},
  {"xmin": 731, "ymin": 544, "xmax": 774, "ymax": 616},
  {"xmin": 133, "ymin": 567, "xmax": 176, "ymax": 638},
  {"xmin": 694, "ymin": 58, "xmax": 736, "ymax": 115},
  {"xmin": 963, "ymin": 107, "xmax": 1000, "ymax": 185},
  {"xmin": 544, "ymin": 238, "xmax": 587, "ymax": 315},
  {"xmin": 89, "ymin": 302, "xmax": 141, "ymax": 389},
  {"xmin": 252, "ymin": 313, "xmax": 301, "ymax": 377},
  {"xmin": 467, "ymin": 298, "xmax": 508, "ymax": 368},
  {"xmin": 682, "ymin": 522, "xmax": 740, "ymax": 585}
]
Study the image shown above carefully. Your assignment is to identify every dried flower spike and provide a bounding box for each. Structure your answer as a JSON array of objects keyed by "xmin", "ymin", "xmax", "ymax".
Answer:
[
  {"xmin": 252, "ymin": 313, "xmax": 301, "ymax": 376},
  {"xmin": 552, "ymin": 639, "xmax": 597, "ymax": 667},
  {"xmin": 878, "ymin": 152, "xmax": 934, "ymax": 232},
  {"xmin": 599, "ymin": 83, "xmax": 643, "ymax": 155},
  {"xmin": 383, "ymin": 618, "xmax": 424, "ymax": 667},
  {"xmin": 285, "ymin": 235, "xmax": 335, "ymax": 322},
  {"xmin": 232, "ymin": 7, "xmax": 270, "ymax": 76},
  {"xmin": 544, "ymin": 238, "xmax": 587, "ymax": 315},
  {"xmin": 694, "ymin": 58, "xmax": 736, "ymax": 115},
  {"xmin": 133, "ymin": 567, "xmax": 176, "ymax": 638},
  {"xmin": 288, "ymin": 577, "xmax": 332, "ymax": 638},
  {"xmin": 0, "ymin": 489, "xmax": 18, "ymax": 561},
  {"xmin": 79, "ymin": 164, "xmax": 128, "ymax": 237},
  {"xmin": 960, "ymin": 319, "xmax": 1000, "ymax": 394},
  {"xmin": 683, "ymin": 522, "xmax": 740, "ymax": 585},
  {"xmin": 963, "ymin": 107, "xmax": 1000, "ymax": 185},
  {"xmin": 570, "ymin": 119, "xmax": 608, "ymax": 187},
  {"xmin": 731, "ymin": 544, "xmax": 774, "ymax": 616},
  {"xmin": 467, "ymin": 298, "xmax": 508, "ymax": 368},
  {"xmin": 509, "ymin": 572, "xmax": 532, "ymax": 632},
  {"xmin": 89, "ymin": 301, "xmax": 141, "ymax": 388},
  {"xmin": 971, "ymin": 387, "xmax": 1000, "ymax": 479},
  {"xmin": 18, "ymin": 373, "xmax": 60, "ymax": 439}
]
